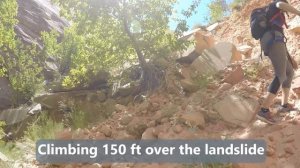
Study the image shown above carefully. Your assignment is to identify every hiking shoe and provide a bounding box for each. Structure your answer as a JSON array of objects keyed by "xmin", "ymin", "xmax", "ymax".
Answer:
[
  {"xmin": 256, "ymin": 108, "xmax": 277, "ymax": 124},
  {"xmin": 277, "ymin": 103, "xmax": 296, "ymax": 113}
]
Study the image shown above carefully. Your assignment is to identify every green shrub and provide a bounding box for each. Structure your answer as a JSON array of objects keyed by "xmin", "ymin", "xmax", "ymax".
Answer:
[
  {"xmin": 0, "ymin": 122, "xmax": 22, "ymax": 160},
  {"xmin": 9, "ymin": 43, "xmax": 44, "ymax": 101},
  {"xmin": 229, "ymin": 0, "xmax": 247, "ymax": 11},
  {"xmin": 24, "ymin": 112, "xmax": 64, "ymax": 141},
  {"xmin": 69, "ymin": 109, "xmax": 89, "ymax": 130},
  {"xmin": 193, "ymin": 74, "xmax": 213, "ymax": 89},
  {"xmin": 208, "ymin": 0, "xmax": 229, "ymax": 23},
  {"xmin": 0, "ymin": 0, "xmax": 43, "ymax": 101},
  {"xmin": 244, "ymin": 62, "xmax": 266, "ymax": 81}
]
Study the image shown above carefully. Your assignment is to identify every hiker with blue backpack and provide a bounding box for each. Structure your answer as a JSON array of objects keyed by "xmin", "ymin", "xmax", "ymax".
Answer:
[{"xmin": 250, "ymin": 0, "xmax": 300, "ymax": 124}]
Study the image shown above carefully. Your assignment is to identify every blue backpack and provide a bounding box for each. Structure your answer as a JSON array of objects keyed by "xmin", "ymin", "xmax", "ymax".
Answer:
[
  {"xmin": 250, "ymin": 4, "xmax": 287, "ymax": 40},
  {"xmin": 250, "ymin": 7, "xmax": 269, "ymax": 40}
]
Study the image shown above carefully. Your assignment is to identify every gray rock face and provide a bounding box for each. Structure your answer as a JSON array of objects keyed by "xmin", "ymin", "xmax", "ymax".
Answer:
[
  {"xmin": 15, "ymin": 0, "xmax": 69, "ymax": 47},
  {"xmin": 0, "ymin": 0, "xmax": 68, "ymax": 111},
  {"xmin": 0, "ymin": 103, "xmax": 41, "ymax": 125},
  {"xmin": 190, "ymin": 42, "xmax": 242, "ymax": 76},
  {"xmin": 0, "ymin": 77, "xmax": 13, "ymax": 110}
]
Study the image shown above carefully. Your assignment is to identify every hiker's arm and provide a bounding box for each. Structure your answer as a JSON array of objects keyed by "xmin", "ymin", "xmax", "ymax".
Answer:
[{"xmin": 276, "ymin": 2, "xmax": 300, "ymax": 15}]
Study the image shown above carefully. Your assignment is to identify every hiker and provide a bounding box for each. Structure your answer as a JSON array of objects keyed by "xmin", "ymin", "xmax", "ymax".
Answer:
[{"xmin": 253, "ymin": 0, "xmax": 300, "ymax": 124}]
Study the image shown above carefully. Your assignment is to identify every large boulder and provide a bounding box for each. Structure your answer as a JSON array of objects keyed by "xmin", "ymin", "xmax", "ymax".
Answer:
[
  {"xmin": 213, "ymin": 93, "xmax": 259, "ymax": 127},
  {"xmin": 16, "ymin": 0, "xmax": 69, "ymax": 47},
  {"xmin": 190, "ymin": 42, "xmax": 242, "ymax": 76},
  {"xmin": 0, "ymin": 103, "xmax": 41, "ymax": 125},
  {"xmin": 0, "ymin": 77, "xmax": 13, "ymax": 110},
  {"xmin": 194, "ymin": 31, "xmax": 215, "ymax": 54},
  {"xmin": 176, "ymin": 30, "xmax": 215, "ymax": 64},
  {"xmin": 289, "ymin": 16, "xmax": 300, "ymax": 34},
  {"xmin": 34, "ymin": 90, "xmax": 106, "ymax": 109},
  {"xmin": 176, "ymin": 48, "xmax": 200, "ymax": 64}
]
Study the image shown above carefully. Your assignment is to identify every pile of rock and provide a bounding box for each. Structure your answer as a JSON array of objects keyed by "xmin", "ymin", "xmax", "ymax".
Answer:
[{"xmin": 176, "ymin": 29, "xmax": 251, "ymax": 93}]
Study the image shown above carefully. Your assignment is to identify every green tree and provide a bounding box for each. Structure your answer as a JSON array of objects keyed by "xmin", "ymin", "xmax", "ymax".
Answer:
[
  {"xmin": 208, "ymin": 0, "xmax": 228, "ymax": 23},
  {"xmin": 45, "ymin": 0, "xmax": 200, "ymax": 91},
  {"xmin": 0, "ymin": 0, "xmax": 18, "ymax": 77}
]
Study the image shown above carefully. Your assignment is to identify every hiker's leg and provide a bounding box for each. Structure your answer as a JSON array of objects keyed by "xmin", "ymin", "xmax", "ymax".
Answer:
[
  {"xmin": 257, "ymin": 32, "xmax": 286, "ymax": 124},
  {"xmin": 282, "ymin": 88, "xmax": 290, "ymax": 105},
  {"xmin": 262, "ymin": 42, "xmax": 288, "ymax": 108},
  {"xmin": 282, "ymin": 59, "xmax": 295, "ymax": 105},
  {"xmin": 262, "ymin": 92, "xmax": 277, "ymax": 108}
]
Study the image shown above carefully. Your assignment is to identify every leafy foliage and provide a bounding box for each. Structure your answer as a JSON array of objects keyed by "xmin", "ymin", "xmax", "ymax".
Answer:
[
  {"xmin": 0, "ymin": 0, "xmax": 43, "ymax": 100},
  {"xmin": 0, "ymin": 122, "xmax": 23, "ymax": 160},
  {"xmin": 229, "ymin": 0, "xmax": 247, "ymax": 11},
  {"xmin": 208, "ymin": 0, "xmax": 229, "ymax": 23},
  {"xmin": 8, "ymin": 44, "xmax": 44, "ymax": 100},
  {"xmin": 0, "ymin": 121, "xmax": 5, "ymax": 138},
  {"xmin": 24, "ymin": 112, "xmax": 64, "ymax": 141},
  {"xmin": 44, "ymin": 0, "xmax": 198, "ymax": 89}
]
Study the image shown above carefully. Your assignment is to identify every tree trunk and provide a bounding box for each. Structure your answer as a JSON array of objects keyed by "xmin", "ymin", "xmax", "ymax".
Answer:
[
  {"xmin": 122, "ymin": 17, "xmax": 162, "ymax": 92},
  {"xmin": 122, "ymin": 17, "xmax": 147, "ymax": 68}
]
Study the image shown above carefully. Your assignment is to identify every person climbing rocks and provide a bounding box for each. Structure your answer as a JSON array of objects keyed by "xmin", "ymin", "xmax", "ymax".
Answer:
[{"xmin": 256, "ymin": 0, "xmax": 300, "ymax": 124}]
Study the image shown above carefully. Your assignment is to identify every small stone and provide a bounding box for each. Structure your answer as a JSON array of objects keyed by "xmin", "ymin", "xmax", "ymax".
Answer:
[
  {"xmin": 115, "ymin": 104, "xmax": 127, "ymax": 112},
  {"xmin": 284, "ymin": 146, "xmax": 294, "ymax": 155},
  {"xmin": 120, "ymin": 115, "xmax": 133, "ymax": 125},
  {"xmin": 161, "ymin": 118, "xmax": 169, "ymax": 123},
  {"xmin": 284, "ymin": 129, "xmax": 294, "ymax": 137},
  {"xmin": 291, "ymin": 119, "xmax": 298, "ymax": 125},
  {"xmin": 222, "ymin": 65, "xmax": 244, "ymax": 85},
  {"xmin": 142, "ymin": 128, "xmax": 157, "ymax": 140},
  {"xmin": 101, "ymin": 125, "xmax": 112, "ymax": 137},
  {"xmin": 268, "ymin": 135, "xmax": 274, "ymax": 142},
  {"xmin": 64, "ymin": 165, "xmax": 75, "ymax": 168},
  {"xmin": 207, "ymin": 83, "xmax": 219, "ymax": 90},
  {"xmin": 147, "ymin": 120, "xmax": 156, "ymax": 128},
  {"xmin": 180, "ymin": 111, "xmax": 205, "ymax": 128},
  {"xmin": 114, "ymin": 131, "xmax": 135, "ymax": 140},
  {"xmin": 278, "ymin": 152, "xmax": 286, "ymax": 158},
  {"xmin": 91, "ymin": 126, "xmax": 98, "ymax": 132},
  {"xmin": 83, "ymin": 164, "xmax": 103, "ymax": 168},
  {"xmin": 92, "ymin": 164, "xmax": 103, "ymax": 168},
  {"xmin": 101, "ymin": 163, "xmax": 112, "ymax": 168},
  {"xmin": 95, "ymin": 132, "xmax": 105, "ymax": 139},
  {"xmin": 284, "ymin": 137, "xmax": 295, "ymax": 143},
  {"xmin": 173, "ymin": 125, "xmax": 183, "ymax": 134},
  {"xmin": 219, "ymin": 83, "xmax": 233, "ymax": 92},
  {"xmin": 266, "ymin": 148, "xmax": 275, "ymax": 157},
  {"xmin": 111, "ymin": 163, "xmax": 129, "ymax": 168}
]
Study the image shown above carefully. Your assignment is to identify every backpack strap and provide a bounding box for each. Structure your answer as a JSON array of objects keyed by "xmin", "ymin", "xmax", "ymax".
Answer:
[
  {"xmin": 283, "ymin": 36, "xmax": 297, "ymax": 69},
  {"xmin": 269, "ymin": 11, "xmax": 288, "ymax": 28},
  {"xmin": 260, "ymin": 47, "xmax": 263, "ymax": 60}
]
